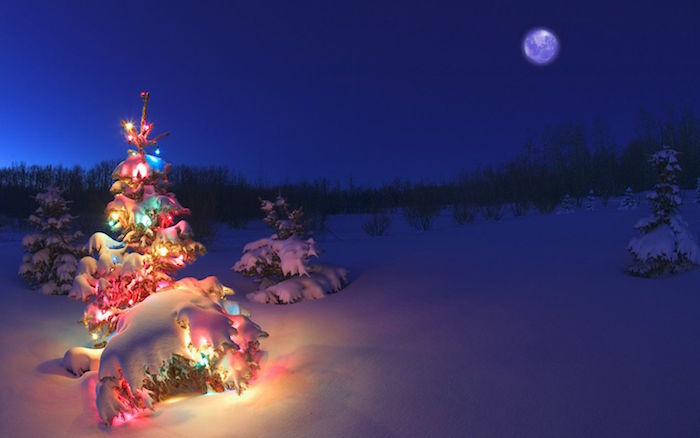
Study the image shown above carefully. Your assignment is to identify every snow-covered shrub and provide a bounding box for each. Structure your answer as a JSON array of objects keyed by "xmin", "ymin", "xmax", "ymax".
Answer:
[
  {"xmin": 483, "ymin": 204, "xmax": 504, "ymax": 221},
  {"xmin": 584, "ymin": 189, "xmax": 596, "ymax": 211},
  {"xmin": 261, "ymin": 196, "xmax": 307, "ymax": 239},
  {"xmin": 234, "ymin": 235, "xmax": 319, "ymax": 280},
  {"xmin": 92, "ymin": 277, "xmax": 267, "ymax": 425},
  {"xmin": 452, "ymin": 202, "xmax": 477, "ymax": 225},
  {"xmin": 247, "ymin": 265, "xmax": 348, "ymax": 304},
  {"xmin": 19, "ymin": 186, "xmax": 83, "ymax": 295},
  {"xmin": 556, "ymin": 194, "xmax": 575, "ymax": 215},
  {"xmin": 233, "ymin": 196, "xmax": 349, "ymax": 304},
  {"xmin": 618, "ymin": 187, "xmax": 638, "ymax": 210},
  {"xmin": 627, "ymin": 146, "xmax": 700, "ymax": 277},
  {"xmin": 363, "ymin": 212, "xmax": 391, "ymax": 236}
]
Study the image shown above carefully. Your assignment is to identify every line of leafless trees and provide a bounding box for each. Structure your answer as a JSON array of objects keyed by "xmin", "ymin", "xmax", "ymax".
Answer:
[{"xmin": 2, "ymin": 107, "xmax": 699, "ymax": 237}]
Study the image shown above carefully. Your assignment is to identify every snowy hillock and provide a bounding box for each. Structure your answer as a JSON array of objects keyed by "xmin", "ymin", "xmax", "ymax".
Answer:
[{"xmin": 93, "ymin": 277, "xmax": 267, "ymax": 425}]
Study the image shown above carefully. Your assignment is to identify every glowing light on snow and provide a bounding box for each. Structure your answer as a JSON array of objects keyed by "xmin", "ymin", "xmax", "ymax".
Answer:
[
  {"xmin": 222, "ymin": 300, "xmax": 240, "ymax": 315},
  {"xmin": 136, "ymin": 214, "xmax": 152, "ymax": 227},
  {"xmin": 96, "ymin": 309, "xmax": 113, "ymax": 322}
]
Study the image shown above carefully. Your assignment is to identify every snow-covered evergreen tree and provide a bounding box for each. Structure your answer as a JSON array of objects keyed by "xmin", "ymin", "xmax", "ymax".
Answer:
[
  {"xmin": 556, "ymin": 194, "xmax": 575, "ymax": 214},
  {"xmin": 19, "ymin": 186, "xmax": 82, "ymax": 295},
  {"xmin": 233, "ymin": 196, "xmax": 348, "ymax": 304},
  {"xmin": 618, "ymin": 187, "xmax": 638, "ymax": 210},
  {"xmin": 583, "ymin": 189, "xmax": 596, "ymax": 211},
  {"xmin": 627, "ymin": 146, "xmax": 700, "ymax": 276}
]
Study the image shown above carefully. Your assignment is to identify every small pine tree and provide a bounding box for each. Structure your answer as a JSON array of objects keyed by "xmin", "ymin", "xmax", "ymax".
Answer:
[
  {"xmin": 556, "ymin": 194, "xmax": 575, "ymax": 214},
  {"xmin": 233, "ymin": 196, "xmax": 348, "ymax": 304},
  {"xmin": 627, "ymin": 146, "xmax": 699, "ymax": 276},
  {"xmin": 584, "ymin": 189, "xmax": 596, "ymax": 211},
  {"xmin": 261, "ymin": 195, "xmax": 308, "ymax": 239},
  {"xmin": 234, "ymin": 196, "xmax": 316, "ymax": 282},
  {"xmin": 618, "ymin": 187, "xmax": 638, "ymax": 210},
  {"xmin": 19, "ymin": 187, "xmax": 83, "ymax": 294}
]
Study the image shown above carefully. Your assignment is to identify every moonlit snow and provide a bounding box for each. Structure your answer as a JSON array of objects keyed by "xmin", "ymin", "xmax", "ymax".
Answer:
[{"xmin": 2, "ymin": 198, "xmax": 700, "ymax": 436}]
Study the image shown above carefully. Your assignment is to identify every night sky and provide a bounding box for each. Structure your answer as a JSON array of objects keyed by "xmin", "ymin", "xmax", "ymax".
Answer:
[{"xmin": 1, "ymin": 1, "xmax": 699, "ymax": 185}]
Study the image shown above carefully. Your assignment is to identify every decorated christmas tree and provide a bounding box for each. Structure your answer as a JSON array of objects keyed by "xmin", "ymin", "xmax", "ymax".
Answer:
[
  {"xmin": 19, "ymin": 186, "xmax": 82, "ymax": 294},
  {"xmin": 618, "ymin": 187, "xmax": 638, "ymax": 210},
  {"xmin": 70, "ymin": 92, "xmax": 205, "ymax": 343},
  {"xmin": 627, "ymin": 146, "xmax": 699, "ymax": 276},
  {"xmin": 233, "ymin": 196, "xmax": 348, "ymax": 304},
  {"xmin": 62, "ymin": 93, "xmax": 268, "ymax": 425}
]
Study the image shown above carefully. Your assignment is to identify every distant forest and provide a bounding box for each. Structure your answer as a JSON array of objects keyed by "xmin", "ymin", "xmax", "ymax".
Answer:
[{"xmin": 2, "ymin": 108, "xmax": 700, "ymax": 238}]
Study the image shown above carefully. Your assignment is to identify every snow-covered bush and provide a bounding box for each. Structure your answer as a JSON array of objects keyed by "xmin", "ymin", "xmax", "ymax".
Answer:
[
  {"xmin": 19, "ymin": 187, "xmax": 83, "ymax": 295},
  {"xmin": 363, "ymin": 212, "xmax": 391, "ymax": 236},
  {"xmin": 584, "ymin": 189, "xmax": 596, "ymax": 211},
  {"xmin": 556, "ymin": 194, "xmax": 575, "ymax": 214},
  {"xmin": 618, "ymin": 187, "xmax": 638, "ymax": 210},
  {"xmin": 234, "ymin": 235, "xmax": 319, "ymax": 280},
  {"xmin": 261, "ymin": 196, "xmax": 307, "ymax": 239},
  {"xmin": 233, "ymin": 196, "xmax": 348, "ymax": 304},
  {"xmin": 90, "ymin": 277, "xmax": 267, "ymax": 425},
  {"xmin": 627, "ymin": 146, "xmax": 700, "ymax": 277}
]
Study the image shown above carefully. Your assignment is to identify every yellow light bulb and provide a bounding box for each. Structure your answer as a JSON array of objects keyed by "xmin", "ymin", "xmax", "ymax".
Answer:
[
  {"xmin": 110, "ymin": 211, "xmax": 119, "ymax": 220},
  {"xmin": 157, "ymin": 246, "xmax": 168, "ymax": 257},
  {"xmin": 125, "ymin": 122, "xmax": 134, "ymax": 131},
  {"xmin": 91, "ymin": 333, "xmax": 98, "ymax": 340}
]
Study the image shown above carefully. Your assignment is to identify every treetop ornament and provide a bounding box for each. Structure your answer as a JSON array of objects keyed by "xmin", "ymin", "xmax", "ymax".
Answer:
[{"xmin": 122, "ymin": 91, "xmax": 170, "ymax": 153}]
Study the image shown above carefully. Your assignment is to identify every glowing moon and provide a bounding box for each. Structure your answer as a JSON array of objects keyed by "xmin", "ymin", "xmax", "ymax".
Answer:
[{"xmin": 522, "ymin": 28, "xmax": 559, "ymax": 65}]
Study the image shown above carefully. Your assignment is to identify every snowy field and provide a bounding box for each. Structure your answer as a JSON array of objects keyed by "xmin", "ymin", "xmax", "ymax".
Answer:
[{"xmin": 1, "ymin": 199, "xmax": 700, "ymax": 437}]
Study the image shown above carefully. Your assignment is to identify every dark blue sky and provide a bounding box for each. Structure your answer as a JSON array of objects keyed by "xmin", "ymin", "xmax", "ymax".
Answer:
[{"xmin": 1, "ymin": 1, "xmax": 699, "ymax": 185}]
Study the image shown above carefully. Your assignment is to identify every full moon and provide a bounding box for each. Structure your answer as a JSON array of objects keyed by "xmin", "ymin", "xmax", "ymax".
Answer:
[{"xmin": 522, "ymin": 28, "xmax": 559, "ymax": 65}]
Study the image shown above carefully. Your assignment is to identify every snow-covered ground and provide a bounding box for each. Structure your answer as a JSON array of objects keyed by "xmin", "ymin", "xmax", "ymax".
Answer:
[{"xmin": 1, "ymin": 198, "xmax": 700, "ymax": 437}]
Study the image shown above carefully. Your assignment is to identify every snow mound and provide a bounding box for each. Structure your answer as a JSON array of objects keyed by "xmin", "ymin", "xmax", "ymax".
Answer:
[
  {"xmin": 62, "ymin": 347, "xmax": 103, "ymax": 376},
  {"xmin": 233, "ymin": 236, "xmax": 318, "ymax": 278},
  {"xmin": 95, "ymin": 277, "xmax": 267, "ymax": 425},
  {"xmin": 628, "ymin": 216, "xmax": 700, "ymax": 276},
  {"xmin": 247, "ymin": 265, "xmax": 349, "ymax": 304}
]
